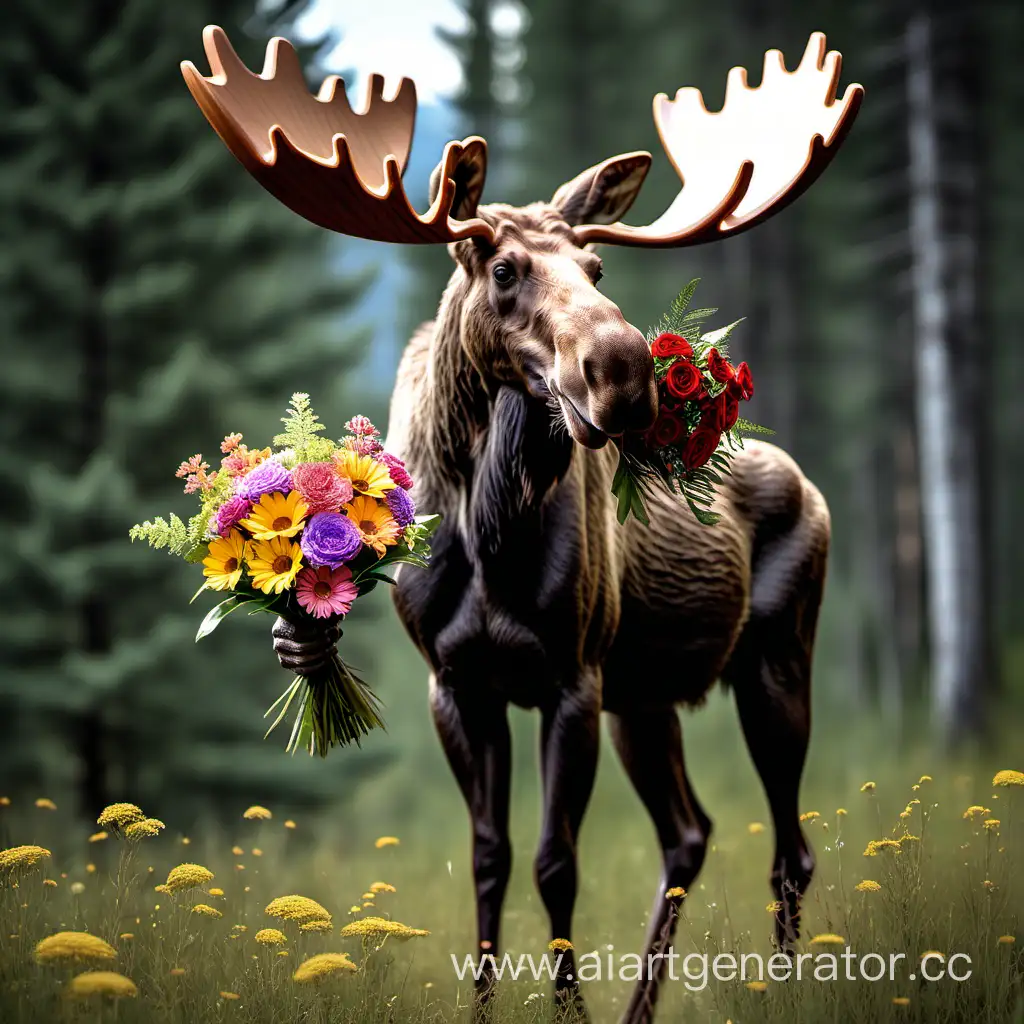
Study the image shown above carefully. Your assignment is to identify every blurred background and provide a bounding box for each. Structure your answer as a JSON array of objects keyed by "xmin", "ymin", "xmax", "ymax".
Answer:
[{"xmin": 1, "ymin": 0, "xmax": 1021, "ymax": 840}]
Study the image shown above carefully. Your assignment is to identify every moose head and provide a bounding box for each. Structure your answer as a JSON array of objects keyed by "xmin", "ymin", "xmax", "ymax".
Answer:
[{"xmin": 181, "ymin": 27, "xmax": 862, "ymax": 452}]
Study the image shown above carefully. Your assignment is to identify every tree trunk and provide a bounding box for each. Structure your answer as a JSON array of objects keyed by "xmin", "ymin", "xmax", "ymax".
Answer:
[{"xmin": 905, "ymin": 7, "xmax": 988, "ymax": 743}]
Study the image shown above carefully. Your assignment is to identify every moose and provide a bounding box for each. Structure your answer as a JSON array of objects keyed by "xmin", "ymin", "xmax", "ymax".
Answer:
[{"xmin": 182, "ymin": 27, "xmax": 862, "ymax": 1023}]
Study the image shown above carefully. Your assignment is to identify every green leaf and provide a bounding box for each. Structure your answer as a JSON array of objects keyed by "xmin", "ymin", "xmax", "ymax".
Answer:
[
  {"xmin": 736, "ymin": 417, "xmax": 775, "ymax": 436},
  {"xmin": 687, "ymin": 497, "xmax": 722, "ymax": 526},
  {"xmin": 195, "ymin": 594, "xmax": 254, "ymax": 641}
]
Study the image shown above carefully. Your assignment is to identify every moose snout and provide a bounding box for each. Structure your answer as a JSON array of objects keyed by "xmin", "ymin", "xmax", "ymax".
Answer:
[{"xmin": 578, "ymin": 324, "xmax": 657, "ymax": 436}]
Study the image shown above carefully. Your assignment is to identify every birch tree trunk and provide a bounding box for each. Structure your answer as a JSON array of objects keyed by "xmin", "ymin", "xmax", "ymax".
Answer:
[{"xmin": 906, "ymin": 7, "xmax": 988, "ymax": 743}]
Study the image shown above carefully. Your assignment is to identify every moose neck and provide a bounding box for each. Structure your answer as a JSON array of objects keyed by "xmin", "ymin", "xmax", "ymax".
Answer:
[{"xmin": 417, "ymin": 272, "xmax": 573, "ymax": 549}]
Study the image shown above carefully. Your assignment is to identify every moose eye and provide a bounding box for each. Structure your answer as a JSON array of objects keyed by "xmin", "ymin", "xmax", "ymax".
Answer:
[{"xmin": 492, "ymin": 263, "xmax": 516, "ymax": 286}]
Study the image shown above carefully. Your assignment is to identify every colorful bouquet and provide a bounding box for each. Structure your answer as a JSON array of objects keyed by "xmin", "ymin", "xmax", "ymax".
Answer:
[
  {"xmin": 130, "ymin": 394, "xmax": 438, "ymax": 756},
  {"xmin": 612, "ymin": 280, "xmax": 770, "ymax": 526}
]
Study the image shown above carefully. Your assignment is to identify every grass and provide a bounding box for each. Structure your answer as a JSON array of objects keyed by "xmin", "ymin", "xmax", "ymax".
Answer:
[{"xmin": 0, "ymin": 693, "xmax": 1021, "ymax": 1023}]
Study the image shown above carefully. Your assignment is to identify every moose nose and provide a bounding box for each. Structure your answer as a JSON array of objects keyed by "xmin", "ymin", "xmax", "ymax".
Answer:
[{"xmin": 580, "ymin": 324, "xmax": 657, "ymax": 435}]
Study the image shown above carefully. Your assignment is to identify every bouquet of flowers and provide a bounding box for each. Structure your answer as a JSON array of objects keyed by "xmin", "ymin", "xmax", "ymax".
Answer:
[
  {"xmin": 130, "ymin": 394, "xmax": 438, "ymax": 756},
  {"xmin": 612, "ymin": 280, "xmax": 770, "ymax": 526}
]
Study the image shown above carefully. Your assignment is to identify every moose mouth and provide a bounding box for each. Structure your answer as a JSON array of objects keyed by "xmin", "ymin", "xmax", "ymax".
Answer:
[{"xmin": 550, "ymin": 384, "xmax": 608, "ymax": 450}]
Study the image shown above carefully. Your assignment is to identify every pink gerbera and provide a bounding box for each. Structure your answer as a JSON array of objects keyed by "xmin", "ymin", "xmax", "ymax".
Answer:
[{"xmin": 295, "ymin": 565, "xmax": 359, "ymax": 619}]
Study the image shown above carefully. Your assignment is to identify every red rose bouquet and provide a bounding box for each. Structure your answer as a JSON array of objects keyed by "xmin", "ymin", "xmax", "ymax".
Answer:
[{"xmin": 612, "ymin": 280, "xmax": 769, "ymax": 526}]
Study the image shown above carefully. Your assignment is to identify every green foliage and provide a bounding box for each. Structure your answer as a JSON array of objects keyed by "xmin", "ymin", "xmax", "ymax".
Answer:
[
  {"xmin": 272, "ymin": 392, "xmax": 336, "ymax": 462},
  {"xmin": 128, "ymin": 515, "xmax": 189, "ymax": 556}
]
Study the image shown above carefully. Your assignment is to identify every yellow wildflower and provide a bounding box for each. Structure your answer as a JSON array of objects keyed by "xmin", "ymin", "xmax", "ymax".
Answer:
[
  {"xmin": 252, "ymin": 848, "xmax": 263, "ymax": 857},
  {"xmin": 766, "ymin": 901, "xmax": 783, "ymax": 913},
  {"xmin": 88, "ymin": 831, "xmax": 108, "ymax": 843},
  {"xmin": 255, "ymin": 928, "xmax": 287, "ymax": 946},
  {"xmin": 209, "ymin": 888, "xmax": 225, "ymax": 897},
  {"xmin": 855, "ymin": 880, "xmax": 882, "ymax": 893},
  {"xmin": 919, "ymin": 775, "xmax": 932, "ymax": 783},
  {"xmin": 86, "ymin": 863, "xmax": 97, "ymax": 874},
  {"xmin": 300, "ymin": 919, "xmax": 333, "ymax": 933},
  {"xmin": 863, "ymin": 839, "xmax": 901, "ymax": 857},
  {"xmin": 96, "ymin": 804, "xmax": 144, "ymax": 830},
  {"xmin": 202, "ymin": 530, "xmax": 249, "ymax": 590},
  {"xmin": 70, "ymin": 882, "xmax": 86, "ymax": 895},
  {"xmin": 0, "ymin": 797, "xmax": 9, "ymax": 806},
  {"xmin": 810, "ymin": 933, "xmax": 846, "ymax": 945},
  {"xmin": 240, "ymin": 491, "xmax": 308, "ymax": 541},
  {"xmin": 67, "ymin": 971, "xmax": 137, "ymax": 998},
  {"xmin": 232, "ymin": 846, "xmax": 244, "ymax": 856},
  {"xmin": 293, "ymin": 952, "xmax": 357, "ymax": 983},
  {"xmin": 243, "ymin": 806, "xmax": 272, "ymax": 821},
  {"xmin": 277, "ymin": 951, "xmax": 289, "ymax": 957},
  {"xmin": 799, "ymin": 811, "xmax": 820, "ymax": 822},
  {"xmin": 154, "ymin": 884, "xmax": 170, "ymax": 894},
  {"xmin": 334, "ymin": 449, "xmax": 395, "ymax": 498},
  {"xmin": 125, "ymin": 818, "xmax": 165, "ymax": 841},
  {"xmin": 0, "ymin": 845, "xmax": 51, "ymax": 874},
  {"xmin": 362, "ymin": 902, "xmax": 375, "ymax": 908},
  {"xmin": 982, "ymin": 819, "xmax": 1000, "ymax": 831},
  {"xmin": 992, "ymin": 770, "xmax": 1023, "ymax": 788},
  {"xmin": 349, "ymin": 906, "xmax": 362, "ymax": 914},
  {"xmin": 921, "ymin": 951, "xmax": 944, "ymax": 960},
  {"xmin": 35, "ymin": 798, "xmax": 57, "ymax": 810},
  {"xmin": 220, "ymin": 991, "xmax": 241, "ymax": 1000},
  {"xmin": 170, "ymin": 967, "xmax": 186, "ymax": 976},
  {"xmin": 746, "ymin": 980, "xmax": 768, "ymax": 992},
  {"xmin": 898, "ymin": 834, "xmax": 920, "ymax": 844},
  {"xmin": 35, "ymin": 932, "xmax": 116, "ymax": 963},
  {"xmin": 233, "ymin": 925, "xmax": 248, "ymax": 932},
  {"xmin": 747, "ymin": 822, "xmax": 765, "ymax": 835},
  {"xmin": 983, "ymin": 880, "xmax": 996, "ymax": 890},
  {"xmin": 860, "ymin": 782, "xmax": 876, "ymax": 793},
  {"xmin": 369, "ymin": 882, "xmax": 396, "ymax": 894},
  {"xmin": 892, "ymin": 997, "xmax": 910, "ymax": 1006},
  {"xmin": 165, "ymin": 864, "xmax": 214, "ymax": 892},
  {"xmin": 361, "ymin": 891, "xmax": 375, "ymax": 900},
  {"xmin": 375, "ymin": 836, "xmax": 400, "ymax": 848},
  {"xmin": 119, "ymin": 933, "xmax": 134, "ymax": 941},
  {"xmin": 836, "ymin": 808, "xmax": 847, "ymax": 816},
  {"xmin": 963, "ymin": 806, "xmax": 990, "ymax": 820},
  {"xmin": 997, "ymin": 935, "xmax": 1015, "ymax": 945},
  {"xmin": 265, "ymin": 895, "xmax": 332, "ymax": 923},
  {"xmin": 192, "ymin": 904, "xmax": 223, "ymax": 918},
  {"xmin": 340, "ymin": 916, "xmax": 429, "ymax": 941},
  {"xmin": 43, "ymin": 879, "xmax": 57, "ymax": 887},
  {"xmin": 284, "ymin": 820, "xmax": 297, "ymax": 830},
  {"xmin": 548, "ymin": 938, "xmax": 573, "ymax": 952},
  {"xmin": 664, "ymin": 886, "xmax": 686, "ymax": 899}
]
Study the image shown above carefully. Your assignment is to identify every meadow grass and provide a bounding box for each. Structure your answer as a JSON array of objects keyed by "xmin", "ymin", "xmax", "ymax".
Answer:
[{"xmin": 1, "ymin": 693, "xmax": 1021, "ymax": 1023}]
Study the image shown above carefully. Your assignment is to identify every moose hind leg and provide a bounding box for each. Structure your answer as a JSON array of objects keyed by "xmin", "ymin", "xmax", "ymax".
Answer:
[
  {"xmin": 607, "ymin": 704, "xmax": 711, "ymax": 1024},
  {"xmin": 535, "ymin": 677, "xmax": 601, "ymax": 1018},
  {"xmin": 726, "ymin": 518, "xmax": 827, "ymax": 950},
  {"xmin": 430, "ymin": 674, "xmax": 512, "ymax": 1011}
]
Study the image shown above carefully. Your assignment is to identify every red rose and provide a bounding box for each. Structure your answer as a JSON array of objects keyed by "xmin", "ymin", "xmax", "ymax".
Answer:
[
  {"xmin": 648, "ymin": 409, "xmax": 686, "ymax": 448},
  {"xmin": 700, "ymin": 392, "xmax": 725, "ymax": 432},
  {"xmin": 665, "ymin": 360, "xmax": 704, "ymax": 401},
  {"xmin": 723, "ymin": 391, "xmax": 740, "ymax": 431},
  {"xmin": 706, "ymin": 347, "xmax": 735, "ymax": 384},
  {"xmin": 728, "ymin": 361, "xmax": 754, "ymax": 401},
  {"xmin": 682, "ymin": 426, "xmax": 721, "ymax": 471},
  {"xmin": 651, "ymin": 333, "xmax": 693, "ymax": 359}
]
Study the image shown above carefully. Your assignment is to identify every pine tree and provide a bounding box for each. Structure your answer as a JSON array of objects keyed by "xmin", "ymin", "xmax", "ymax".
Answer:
[{"xmin": 0, "ymin": 0, "xmax": 383, "ymax": 818}]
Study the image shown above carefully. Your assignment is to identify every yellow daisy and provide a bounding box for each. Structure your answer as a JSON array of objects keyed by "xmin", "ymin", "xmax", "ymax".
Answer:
[
  {"xmin": 345, "ymin": 496, "xmax": 401, "ymax": 556},
  {"xmin": 240, "ymin": 491, "xmax": 308, "ymax": 541},
  {"xmin": 335, "ymin": 450, "xmax": 395, "ymax": 498},
  {"xmin": 248, "ymin": 536, "xmax": 303, "ymax": 594},
  {"xmin": 202, "ymin": 530, "xmax": 248, "ymax": 591}
]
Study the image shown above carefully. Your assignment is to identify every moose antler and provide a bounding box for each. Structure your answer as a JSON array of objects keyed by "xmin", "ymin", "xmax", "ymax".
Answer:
[
  {"xmin": 180, "ymin": 26, "xmax": 495, "ymax": 244},
  {"xmin": 574, "ymin": 32, "xmax": 864, "ymax": 247}
]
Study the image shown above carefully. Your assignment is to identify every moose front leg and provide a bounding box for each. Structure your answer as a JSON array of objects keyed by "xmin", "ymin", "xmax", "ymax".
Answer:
[
  {"xmin": 429, "ymin": 674, "xmax": 512, "ymax": 1013},
  {"xmin": 535, "ymin": 673, "xmax": 601, "ymax": 1017}
]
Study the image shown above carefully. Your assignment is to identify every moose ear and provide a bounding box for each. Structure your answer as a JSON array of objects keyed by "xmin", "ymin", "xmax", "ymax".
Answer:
[
  {"xmin": 552, "ymin": 152, "xmax": 652, "ymax": 226},
  {"xmin": 429, "ymin": 137, "xmax": 488, "ymax": 222}
]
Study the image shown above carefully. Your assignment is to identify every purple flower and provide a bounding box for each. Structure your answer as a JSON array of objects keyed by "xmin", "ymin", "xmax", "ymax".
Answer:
[
  {"xmin": 379, "ymin": 452, "xmax": 413, "ymax": 490},
  {"xmin": 215, "ymin": 495, "xmax": 252, "ymax": 536},
  {"xmin": 300, "ymin": 512, "xmax": 362, "ymax": 569},
  {"xmin": 237, "ymin": 460, "xmax": 293, "ymax": 502},
  {"xmin": 384, "ymin": 486, "xmax": 416, "ymax": 527}
]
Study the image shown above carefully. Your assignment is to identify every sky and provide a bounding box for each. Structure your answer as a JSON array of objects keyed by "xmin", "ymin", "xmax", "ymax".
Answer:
[{"xmin": 295, "ymin": 0, "xmax": 467, "ymax": 104}]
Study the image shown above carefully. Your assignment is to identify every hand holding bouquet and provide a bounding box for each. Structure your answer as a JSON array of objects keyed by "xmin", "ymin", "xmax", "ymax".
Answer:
[
  {"xmin": 612, "ymin": 280, "xmax": 770, "ymax": 526},
  {"xmin": 130, "ymin": 394, "xmax": 438, "ymax": 756}
]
